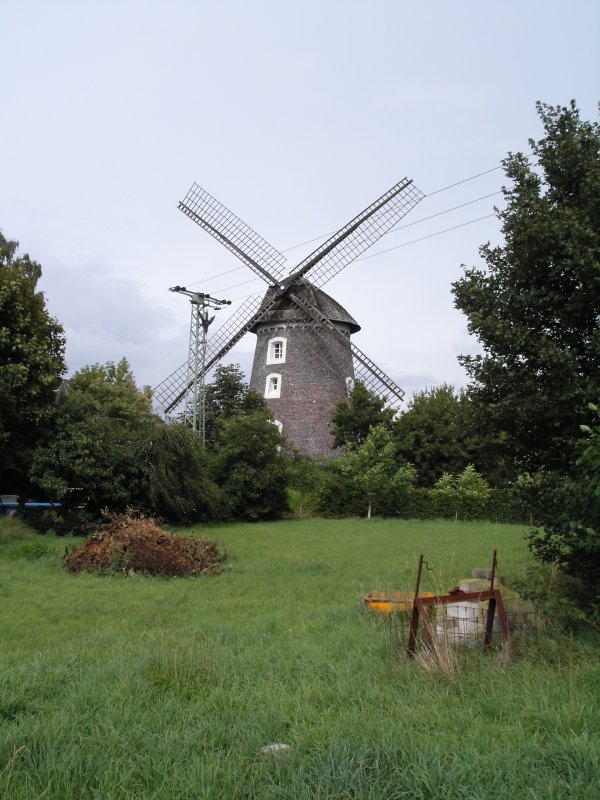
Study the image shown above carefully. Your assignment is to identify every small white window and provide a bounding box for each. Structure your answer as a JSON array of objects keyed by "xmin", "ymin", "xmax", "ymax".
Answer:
[
  {"xmin": 265, "ymin": 373, "xmax": 282, "ymax": 398},
  {"xmin": 346, "ymin": 377, "xmax": 355, "ymax": 395},
  {"xmin": 272, "ymin": 419, "xmax": 283, "ymax": 434},
  {"xmin": 267, "ymin": 337, "xmax": 287, "ymax": 365}
]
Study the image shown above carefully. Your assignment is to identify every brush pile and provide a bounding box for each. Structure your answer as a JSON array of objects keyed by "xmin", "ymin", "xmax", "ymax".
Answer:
[{"xmin": 66, "ymin": 514, "xmax": 227, "ymax": 577}]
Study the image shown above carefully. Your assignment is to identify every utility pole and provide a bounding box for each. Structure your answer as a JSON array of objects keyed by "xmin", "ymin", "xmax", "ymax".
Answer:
[{"xmin": 169, "ymin": 286, "xmax": 231, "ymax": 447}]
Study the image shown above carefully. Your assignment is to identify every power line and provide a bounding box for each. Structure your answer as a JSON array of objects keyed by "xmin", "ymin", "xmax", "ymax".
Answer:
[
  {"xmin": 354, "ymin": 214, "xmax": 496, "ymax": 263},
  {"xmin": 225, "ymin": 212, "xmax": 496, "ymax": 300},
  {"xmin": 184, "ymin": 264, "xmax": 246, "ymax": 290},
  {"xmin": 281, "ymin": 165, "xmax": 505, "ymax": 253},
  {"xmin": 211, "ymin": 275, "xmax": 263, "ymax": 294},
  {"xmin": 426, "ymin": 165, "xmax": 503, "ymax": 197},
  {"xmin": 381, "ymin": 191, "xmax": 500, "ymax": 233},
  {"xmin": 181, "ymin": 165, "xmax": 506, "ymax": 289}
]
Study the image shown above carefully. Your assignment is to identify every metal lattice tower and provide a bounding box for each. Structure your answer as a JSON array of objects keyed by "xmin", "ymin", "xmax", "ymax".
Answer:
[{"xmin": 169, "ymin": 286, "xmax": 231, "ymax": 446}]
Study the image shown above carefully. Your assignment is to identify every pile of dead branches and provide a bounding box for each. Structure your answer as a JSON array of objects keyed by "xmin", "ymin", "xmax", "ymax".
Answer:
[{"xmin": 66, "ymin": 514, "xmax": 227, "ymax": 577}]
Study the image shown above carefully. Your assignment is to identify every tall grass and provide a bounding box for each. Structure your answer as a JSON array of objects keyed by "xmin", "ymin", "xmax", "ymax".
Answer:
[{"xmin": 0, "ymin": 517, "xmax": 598, "ymax": 798}]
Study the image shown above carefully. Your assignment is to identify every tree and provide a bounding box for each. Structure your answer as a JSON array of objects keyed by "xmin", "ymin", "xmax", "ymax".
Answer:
[
  {"xmin": 203, "ymin": 364, "xmax": 265, "ymax": 446},
  {"xmin": 286, "ymin": 454, "xmax": 325, "ymax": 515},
  {"xmin": 339, "ymin": 425, "xmax": 416, "ymax": 518},
  {"xmin": 68, "ymin": 359, "xmax": 152, "ymax": 420},
  {"xmin": 432, "ymin": 466, "xmax": 490, "ymax": 521},
  {"xmin": 209, "ymin": 409, "xmax": 289, "ymax": 520},
  {"xmin": 330, "ymin": 381, "xmax": 396, "ymax": 450},
  {"xmin": 528, "ymin": 403, "xmax": 600, "ymax": 619},
  {"xmin": 136, "ymin": 421, "xmax": 220, "ymax": 524},
  {"xmin": 0, "ymin": 233, "xmax": 66, "ymax": 491},
  {"xmin": 30, "ymin": 359, "xmax": 218, "ymax": 525},
  {"xmin": 394, "ymin": 384, "xmax": 473, "ymax": 487},
  {"xmin": 452, "ymin": 101, "xmax": 600, "ymax": 476}
]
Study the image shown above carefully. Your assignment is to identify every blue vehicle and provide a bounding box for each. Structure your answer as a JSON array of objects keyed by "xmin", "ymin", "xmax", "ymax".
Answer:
[{"xmin": 0, "ymin": 495, "xmax": 61, "ymax": 516}]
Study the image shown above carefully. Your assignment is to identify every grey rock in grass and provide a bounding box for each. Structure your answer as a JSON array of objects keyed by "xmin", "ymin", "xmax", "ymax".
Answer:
[{"xmin": 260, "ymin": 743, "xmax": 292, "ymax": 756}]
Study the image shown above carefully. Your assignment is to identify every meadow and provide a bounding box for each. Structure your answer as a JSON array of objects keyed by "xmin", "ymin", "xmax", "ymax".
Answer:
[{"xmin": 1, "ymin": 517, "xmax": 598, "ymax": 799}]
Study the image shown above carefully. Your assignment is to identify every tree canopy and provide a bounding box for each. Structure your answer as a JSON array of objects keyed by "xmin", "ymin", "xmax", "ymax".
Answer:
[
  {"xmin": 203, "ymin": 364, "xmax": 265, "ymax": 446},
  {"xmin": 330, "ymin": 381, "xmax": 396, "ymax": 450},
  {"xmin": 395, "ymin": 384, "xmax": 473, "ymax": 487},
  {"xmin": 0, "ymin": 233, "xmax": 66, "ymax": 491},
  {"xmin": 527, "ymin": 403, "xmax": 600, "ymax": 619},
  {"xmin": 30, "ymin": 359, "xmax": 218, "ymax": 524},
  {"xmin": 452, "ymin": 101, "xmax": 600, "ymax": 476},
  {"xmin": 209, "ymin": 409, "xmax": 288, "ymax": 520}
]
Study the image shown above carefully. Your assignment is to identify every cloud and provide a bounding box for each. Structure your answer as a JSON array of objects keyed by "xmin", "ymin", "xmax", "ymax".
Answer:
[{"xmin": 40, "ymin": 261, "xmax": 187, "ymax": 387}]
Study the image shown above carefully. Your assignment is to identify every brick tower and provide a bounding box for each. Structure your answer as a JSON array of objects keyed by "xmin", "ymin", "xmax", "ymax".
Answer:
[{"xmin": 249, "ymin": 283, "xmax": 360, "ymax": 457}]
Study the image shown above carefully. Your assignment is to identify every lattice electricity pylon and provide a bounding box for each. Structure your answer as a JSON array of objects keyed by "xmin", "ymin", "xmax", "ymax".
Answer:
[
  {"xmin": 156, "ymin": 177, "xmax": 424, "ymax": 418},
  {"xmin": 169, "ymin": 286, "xmax": 231, "ymax": 445}
]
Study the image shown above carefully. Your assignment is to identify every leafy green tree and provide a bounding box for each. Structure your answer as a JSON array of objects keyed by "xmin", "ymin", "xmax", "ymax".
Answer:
[
  {"xmin": 452, "ymin": 101, "xmax": 600, "ymax": 476},
  {"xmin": 528, "ymin": 403, "xmax": 600, "ymax": 619},
  {"xmin": 330, "ymin": 381, "xmax": 396, "ymax": 450},
  {"xmin": 286, "ymin": 454, "xmax": 325, "ymax": 515},
  {"xmin": 0, "ymin": 233, "xmax": 66, "ymax": 491},
  {"xmin": 395, "ymin": 384, "xmax": 473, "ymax": 487},
  {"xmin": 68, "ymin": 359, "xmax": 152, "ymax": 419},
  {"xmin": 209, "ymin": 409, "xmax": 288, "ymax": 520},
  {"xmin": 432, "ymin": 465, "xmax": 490, "ymax": 521},
  {"xmin": 204, "ymin": 364, "xmax": 265, "ymax": 446},
  {"xmin": 340, "ymin": 425, "xmax": 416, "ymax": 518},
  {"xmin": 30, "ymin": 359, "xmax": 218, "ymax": 525},
  {"xmin": 137, "ymin": 421, "xmax": 219, "ymax": 524}
]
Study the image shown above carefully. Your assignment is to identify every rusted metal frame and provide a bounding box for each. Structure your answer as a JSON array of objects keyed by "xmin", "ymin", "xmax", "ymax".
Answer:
[
  {"xmin": 483, "ymin": 549, "xmax": 498, "ymax": 650},
  {"xmin": 415, "ymin": 598, "xmax": 434, "ymax": 651},
  {"xmin": 405, "ymin": 550, "xmax": 514, "ymax": 657},
  {"xmin": 493, "ymin": 589, "xmax": 512, "ymax": 651},
  {"xmin": 407, "ymin": 554, "xmax": 425, "ymax": 658},
  {"xmin": 409, "ymin": 590, "xmax": 511, "ymax": 653},
  {"xmin": 414, "ymin": 591, "xmax": 497, "ymax": 606}
]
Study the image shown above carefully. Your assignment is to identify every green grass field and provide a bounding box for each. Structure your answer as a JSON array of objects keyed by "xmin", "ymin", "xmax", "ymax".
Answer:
[{"xmin": 1, "ymin": 517, "xmax": 598, "ymax": 799}]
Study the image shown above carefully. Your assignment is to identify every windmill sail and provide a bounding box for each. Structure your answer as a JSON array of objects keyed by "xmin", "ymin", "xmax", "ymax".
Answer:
[
  {"xmin": 284, "ymin": 178, "xmax": 424, "ymax": 289},
  {"xmin": 178, "ymin": 184, "xmax": 286, "ymax": 285}
]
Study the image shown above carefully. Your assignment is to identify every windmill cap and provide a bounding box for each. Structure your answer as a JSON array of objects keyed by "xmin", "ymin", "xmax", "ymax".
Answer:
[{"xmin": 251, "ymin": 282, "xmax": 361, "ymax": 333}]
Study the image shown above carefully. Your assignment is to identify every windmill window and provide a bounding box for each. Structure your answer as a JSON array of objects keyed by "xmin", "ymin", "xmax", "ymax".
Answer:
[
  {"xmin": 267, "ymin": 337, "xmax": 287, "ymax": 365},
  {"xmin": 265, "ymin": 373, "xmax": 282, "ymax": 399}
]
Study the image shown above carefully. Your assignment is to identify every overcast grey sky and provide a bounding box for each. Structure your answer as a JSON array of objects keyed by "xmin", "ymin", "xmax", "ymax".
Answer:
[{"xmin": 2, "ymin": 0, "xmax": 598, "ymax": 402}]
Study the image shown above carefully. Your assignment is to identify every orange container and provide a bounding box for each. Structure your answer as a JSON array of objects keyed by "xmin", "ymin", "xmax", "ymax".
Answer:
[{"xmin": 363, "ymin": 591, "xmax": 434, "ymax": 614}]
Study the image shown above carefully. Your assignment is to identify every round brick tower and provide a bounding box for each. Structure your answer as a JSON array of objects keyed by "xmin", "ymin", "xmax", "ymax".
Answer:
[{"xmin": 249, "ymin": 282, "xmax": 360, "ymax": 457}]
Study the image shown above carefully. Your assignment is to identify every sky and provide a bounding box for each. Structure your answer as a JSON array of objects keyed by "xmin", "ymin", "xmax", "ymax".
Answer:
[{"xmin": 2, "ymin": 0, "xmax": 598, "ymax": 406}]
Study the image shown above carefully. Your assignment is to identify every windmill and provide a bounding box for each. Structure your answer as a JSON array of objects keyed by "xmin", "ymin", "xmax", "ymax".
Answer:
[{"xmin": 154, "ymin": 177, "xmax": 425, "ymax": 456}]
